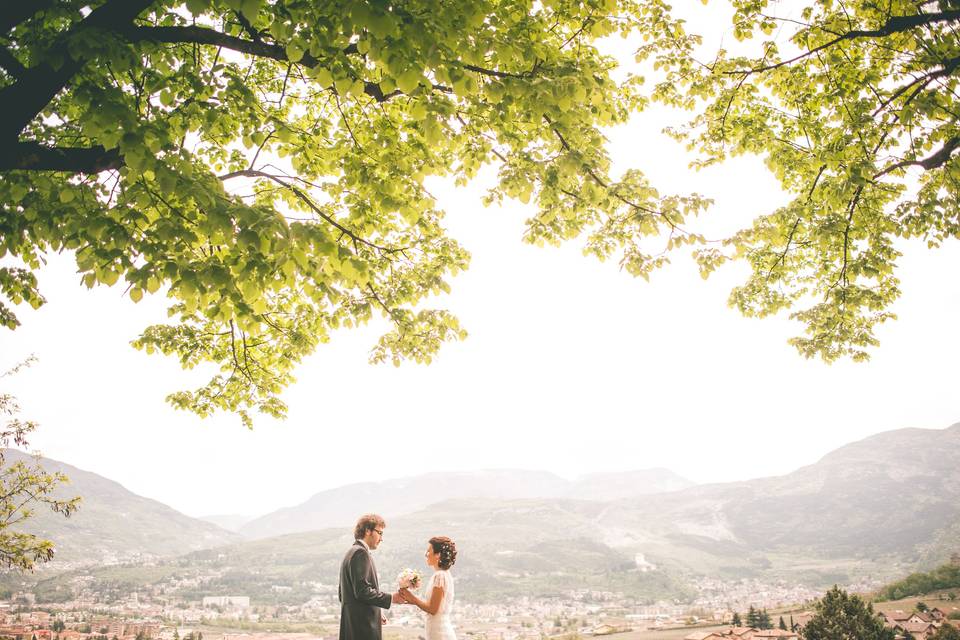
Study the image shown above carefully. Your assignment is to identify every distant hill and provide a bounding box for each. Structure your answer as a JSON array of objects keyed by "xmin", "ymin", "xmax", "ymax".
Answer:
[
  {"xmin": 595, "ymin": 422, "xmax": 960, "ymax": 582},
  {"xmin": 3, "ymin": 449, "xmax": 240, "ymax": 564},
  {"xmin": 198, "ymin": 514, "xmax": 255, "ymax": 532},
  {"xmin": 568, "ymin": 468, "xmax": 694, "ymax": 501},
  {"xmin": 239, "ymin": 468, "xmax": 694, "ymax": 539}
]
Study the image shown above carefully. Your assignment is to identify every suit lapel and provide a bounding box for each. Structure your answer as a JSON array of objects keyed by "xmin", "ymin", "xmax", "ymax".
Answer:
[
  {"xmin": 368, "ymin": 550, "xmax": 379, "ymax": 589},
  {"xmin": 355, "ymin": 540, "xmax": 380, "ymax": 589}
]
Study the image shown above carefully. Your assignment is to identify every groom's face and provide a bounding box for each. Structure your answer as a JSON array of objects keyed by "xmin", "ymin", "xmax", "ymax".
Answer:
[{"xmin": 364, "ymin": 525, "xmax": 384, "ymax": 550}]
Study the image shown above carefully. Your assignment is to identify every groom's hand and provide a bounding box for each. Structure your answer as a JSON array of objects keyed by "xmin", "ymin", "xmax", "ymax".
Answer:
[{"xmin": 391, "ymin": 591, "xmax": 404, "ymax": 604}]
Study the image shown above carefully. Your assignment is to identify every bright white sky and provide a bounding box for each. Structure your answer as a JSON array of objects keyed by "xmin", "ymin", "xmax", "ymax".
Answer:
[{"xmin": 1, "ymin": 5, "xmax": 958, "ymax": 519}]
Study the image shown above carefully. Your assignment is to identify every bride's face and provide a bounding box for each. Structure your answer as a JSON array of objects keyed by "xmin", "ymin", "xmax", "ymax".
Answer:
[{"xmin": 425, "ymin": 544, "xmax": 440, "ymax": 568}]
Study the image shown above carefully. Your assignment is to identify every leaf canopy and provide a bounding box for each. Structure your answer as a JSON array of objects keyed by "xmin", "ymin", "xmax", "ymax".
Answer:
[
  {"xmin": 661, "ymin": 0, "xmax": 960, "ymax": 361},
  {"xmin": 0, "ymin": 0, "xmax": 706, "ymax": 426},
  {"xmin": 3, "ymin": 0, "xmax": 959, "ymax": 425}
]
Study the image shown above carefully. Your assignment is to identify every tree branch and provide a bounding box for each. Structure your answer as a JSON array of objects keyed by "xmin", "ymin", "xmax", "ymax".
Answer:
[
  {"xmin": 544, "ymin": 116, "xmax": 691, "ymax": 234},
  {"xmin": 124, "ymin": 25, "xmax": 402, "ymax": 103},
  {"xmin": 872, "ymin": 54, "xmax": 960, "ymax": 117},
  {"xmin": 730, "ymin": 9, "xmax": 960, "ymax": 75},
  {"xmin": 218, "ymin": 169, "xmax": 404, "ymax": 253},
  {"xmin": 0, "ymin": 142, "xmax": 122, "ymax": 173},
  {"xmin": 232, "ymin": 11, "xmax": 264, "ymax": 44},
  {"xmin": 875, "ymin": 135, "xmax": 960, "ymax": 177},
  {"xmin": 0, "ymin": 46, "xmax": 26, "ymax": 79},
  {"xmin": 125, "ymin": 25, "xmax": 289, "ymax": 63},
  {"xmin": 461, "ymin": 63, "xmax": 533, "ymax": 79}
]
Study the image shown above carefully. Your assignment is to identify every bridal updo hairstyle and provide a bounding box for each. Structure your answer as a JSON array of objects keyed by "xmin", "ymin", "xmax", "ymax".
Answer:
[{"xmin": 429, "ymin": 536, "xmax": 457, "ymax": 570}]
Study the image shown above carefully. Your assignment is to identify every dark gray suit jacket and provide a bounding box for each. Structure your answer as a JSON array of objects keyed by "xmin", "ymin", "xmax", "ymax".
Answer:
[{"xmin": 339, "ymin": 541, "xmax": 392, "ymax": 640}]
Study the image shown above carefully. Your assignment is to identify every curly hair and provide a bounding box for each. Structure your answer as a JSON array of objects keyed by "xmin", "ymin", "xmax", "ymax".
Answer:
[
  {"xmin": 429, "ymin": 536, "xmax": 457, "ymax": 570},
  {"xmin": 354, "ymin": 514, "xmax": 385, "ymax": 540}
]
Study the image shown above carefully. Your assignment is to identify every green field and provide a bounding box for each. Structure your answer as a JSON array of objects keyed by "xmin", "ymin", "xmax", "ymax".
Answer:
[{"xmin": 871, "ymin": 590, "xmax": 960, "ymax": 617}]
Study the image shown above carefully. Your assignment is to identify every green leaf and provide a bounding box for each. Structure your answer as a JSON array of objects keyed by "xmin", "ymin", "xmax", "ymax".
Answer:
[
  {"xmin": 397, "ymin": 69, "xmax": 422, "ymax": 94},
  {"xmin": 100, "ymin": 270, "xmax": 119, "ymax": 286},
  {"xmin": 185, "ymin": 0, "xmax": 210, "ymax": 15},
  {"xmin": 239, "ymin": 0, "xmax": 260, "ymax": 21},
  {"xmin": 311, "ymin": 66, "xmax": 333, "ymax": 87},
  {"xmin": 286, "ymin": 43, "xmax": 304, "ymax": 63}
]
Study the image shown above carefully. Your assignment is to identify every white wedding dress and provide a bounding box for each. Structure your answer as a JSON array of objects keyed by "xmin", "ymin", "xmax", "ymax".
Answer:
[{"xmin": 424, "ymin": 569, "xmax": 456, "ymax": 640}]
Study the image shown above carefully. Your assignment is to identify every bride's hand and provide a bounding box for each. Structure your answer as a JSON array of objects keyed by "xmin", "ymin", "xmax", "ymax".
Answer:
[{"xmin": 399, "ymin": 587, "xmax": 413, "ymax": 603}]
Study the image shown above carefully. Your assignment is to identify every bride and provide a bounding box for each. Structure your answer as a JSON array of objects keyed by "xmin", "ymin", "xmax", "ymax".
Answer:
[{"xmin": 400, "ymin": 536, "xmax": 457, "ymax": 640}]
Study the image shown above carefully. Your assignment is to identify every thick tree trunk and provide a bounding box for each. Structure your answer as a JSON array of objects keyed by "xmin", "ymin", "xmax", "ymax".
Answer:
[
  {"xmin": 0, "ymin": 0, "xmax": 57, "ymax": 36},
  {"xmin": 0, "ymin": 0, "xmax": 155, "ymax": 145},
  {"xmin": 0, "ymin": 142, "xmax": 122, "ymax": 173}
]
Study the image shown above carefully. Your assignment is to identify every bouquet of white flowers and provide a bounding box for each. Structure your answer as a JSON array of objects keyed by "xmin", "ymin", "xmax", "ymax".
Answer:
[{"xmin": 397, "ymin": 568, "xmax": 422, "ymax": 590}]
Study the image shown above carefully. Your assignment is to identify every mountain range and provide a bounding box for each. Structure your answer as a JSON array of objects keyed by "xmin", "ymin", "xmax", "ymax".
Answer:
[
  {"xmin": 166, "ymin": 422, "xmax": 960, "ymax": 601},
  {"xmin": 236, "ymin": 467, "xmax": 694, "ymax": 539},
  {"xmin": 7, "ymin": 422, "xmax": 960, "ymax": 601}
]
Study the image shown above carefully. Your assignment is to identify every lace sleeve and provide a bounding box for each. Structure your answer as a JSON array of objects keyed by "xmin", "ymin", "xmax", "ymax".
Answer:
[{"xmin": 432, "ymin": 571, "xmax": 447, "ymax": 590}]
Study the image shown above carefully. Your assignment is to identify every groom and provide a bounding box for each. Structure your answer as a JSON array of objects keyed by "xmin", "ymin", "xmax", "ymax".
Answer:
[{"xmin": 339, "ymin": 514, "xmax": 404, "ymax": 640}]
